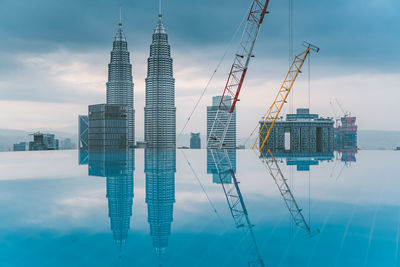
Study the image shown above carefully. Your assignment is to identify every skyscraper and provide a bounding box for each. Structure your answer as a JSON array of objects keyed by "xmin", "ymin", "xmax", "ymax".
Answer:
[
  {"xmin": 88, "ymin": 104, "xmax": 128, "ymax": 152},
  {"xmin": 207, "ymin": 96, "xmax": 236, "ymax": 149},
  {"xmin": 106, "ymin": 19, "xmax": 135, "ymax": 147},
  {"xmin": 144, "ymin": 10, "xmax": 176, "ymax": 148}
]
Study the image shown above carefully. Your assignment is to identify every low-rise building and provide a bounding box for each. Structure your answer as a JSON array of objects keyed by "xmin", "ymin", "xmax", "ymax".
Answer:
[
  {"xmin": 13, "ymin": 142, "xmax": 27, "ymax": 151},
  {"xmin": 259, "ymin": 108, "xmax": 334, "ymax": 155},
  {"xmin": 29, "ymin": 133, "xmax": 59, "ymax": 151}
]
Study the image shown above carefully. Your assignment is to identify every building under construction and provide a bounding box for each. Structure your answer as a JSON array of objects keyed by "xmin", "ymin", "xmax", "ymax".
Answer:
[
  {"xmin": 334, "ymin": 115, "xmax": 358, "ymax": 149},
  {"xmin": 259, "ymin": 108, "xmax": 334, "ymax": 155}
]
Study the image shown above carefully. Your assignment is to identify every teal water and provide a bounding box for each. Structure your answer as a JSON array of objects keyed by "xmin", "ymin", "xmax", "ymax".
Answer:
[{"xmin": 0, "ymin": 149, "xmax": 399, "ymax": 267}]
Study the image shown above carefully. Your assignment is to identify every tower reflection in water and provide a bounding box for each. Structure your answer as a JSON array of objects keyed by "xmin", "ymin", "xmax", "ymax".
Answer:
[
  {"xmin": 88, "ymin": 148, "xmax": 135, "ymax": 252},
  {"xmin": 145, "ymin": 149, "xmax": 176, "ymax": 257}
]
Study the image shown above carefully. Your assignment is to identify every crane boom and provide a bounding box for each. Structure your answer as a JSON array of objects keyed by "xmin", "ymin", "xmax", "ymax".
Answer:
[
  {"xmin": 252, "ymin": 43, "xmax": 319, "ymax": 151},
  {"xmin": 249, "ymin": 43, "xmax": 319, "ymax": 236},
  {"xmin": 210, "ymin": 149, "xmax": 265, "ymax": 266},
  {"xmin": 208, "ymin": 0, "xmax": 271, "ymax": 149},
  {"xmin": 262, "ymin": 149, "xmax": 318, "ymax": 236}
]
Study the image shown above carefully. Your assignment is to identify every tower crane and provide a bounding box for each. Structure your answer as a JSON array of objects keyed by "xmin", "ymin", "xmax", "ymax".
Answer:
[
  {"xmin": 261, "ymin": 150, "xmax": 319, "ymax": 236},
  {"xmin": 210, "ymin": 149, "xmax": 265, "ymax": 266},
  {"xmin": 335, "ymin": 98, "xmax": 350, "ymax": 117},
  {"xmin": 250, "ymin": 43, "xmax": 320, "ymax": 236},
  {"xmin": 208, "ymin": 0, "xmax": 271, "ymax": 149},
  {"xmin": 252, "ymin": 42, "xmax": 319, "ymax": 152}
]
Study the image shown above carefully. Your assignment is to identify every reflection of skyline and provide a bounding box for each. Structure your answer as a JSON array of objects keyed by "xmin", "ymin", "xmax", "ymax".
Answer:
[
  {"xmin": 262, "ymin": 152, "xmax": 334, "ymax": 171},
  {"xmin": 145, "ymin": 149, "xmax": 176, "ymax": 257},
  {"xmin": 209, "ymin": 149, "xmax": 265, "ymax": 266},
  {"xmin": 207, "ymin": 149, "xmax": 236, "ymax": 184},
  {"xmin": 88, "ymin": 149, "xmax": 135, "ymax": 252}
]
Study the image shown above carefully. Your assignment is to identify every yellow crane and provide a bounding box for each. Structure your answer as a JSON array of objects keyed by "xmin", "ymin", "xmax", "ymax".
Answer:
[
  {"xmin": 250, "ymin": 42, "xmax": 320, "ymax": 236},
  {"xmin": 251, "ymin": 42, "xmax": 319, "ymax": 153}
]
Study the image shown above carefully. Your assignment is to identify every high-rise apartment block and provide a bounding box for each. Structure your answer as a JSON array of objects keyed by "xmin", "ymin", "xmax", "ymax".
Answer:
[
  {"xmin": 106, "ymin": 21, "xmax": 135, "ymax": 147},
  {"xmin": 88, "ymin": 104, "xmax": 128, "ymax": 152},
  {"xmin": 144, "ymin": 14, "xmax": 176, "ymax": 148},
  {"xmin": 207, "ymin": 96, "xmax": 236, "ymax": 149}
]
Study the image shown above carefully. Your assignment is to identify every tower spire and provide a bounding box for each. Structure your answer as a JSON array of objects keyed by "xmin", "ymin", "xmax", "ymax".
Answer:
[
  {"xmin": 158, "ymin": 0, "xmax": 162, "ymax": 19},
  {"xmin": 119, "ymin": 7, "xmax": 122, "ymax": 27}
]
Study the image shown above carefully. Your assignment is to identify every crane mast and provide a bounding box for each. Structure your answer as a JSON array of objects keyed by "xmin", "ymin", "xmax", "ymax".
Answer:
[
  {"xmin": 208, "ymin": 0, "xmax": 271, "ymax": 149},
  {"xmin": 210, "ymin": 149, "xmax": 265, "ymax": 266}
]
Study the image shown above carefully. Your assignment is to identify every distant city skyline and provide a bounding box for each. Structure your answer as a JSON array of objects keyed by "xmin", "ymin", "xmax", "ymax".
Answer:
[{"xmin": 0, "ymin": 0, "xmax": 399, "ymax": 139}]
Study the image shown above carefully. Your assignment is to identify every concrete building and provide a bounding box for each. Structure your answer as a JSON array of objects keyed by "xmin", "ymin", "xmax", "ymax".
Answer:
[
  {"xmin": 207, "ymin": 96, "xmax": 236, "ymax": 149},
  {"xmin": 190, "ymin": 132, "xmax": 201, "ymax": 149},
  {"xmin": 29, "ymin": 133, "xmax": 59, "ymax": 151},
  {"xmin": 106, "ymin": 20, "xmax": 135, "ymax": 147},
  {"xmin": 13, "ymin": 142, "xmax": 27, "ymax": 151},
  {"xmin": 145, "ymin": 149, "xmax": 176, "ymax": 256},
  {"xmin": 88, "ymin": 104, "xmax": 128, "ymax": 152},
  {"xmin": 144, "ymin": 13, "xmax": 176, "ymax": 149},
  {"xmin": 260, "ymin": 108, "xmax": 334, "ymax": 155}
]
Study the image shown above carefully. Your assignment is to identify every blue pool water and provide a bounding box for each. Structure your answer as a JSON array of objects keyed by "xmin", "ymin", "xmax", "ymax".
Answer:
[{"xmin": 0, "ymin": 149, "xmax": 399, "ymax": 267}]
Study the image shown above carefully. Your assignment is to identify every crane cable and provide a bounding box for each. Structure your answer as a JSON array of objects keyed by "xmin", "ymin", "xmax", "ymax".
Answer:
[
  {"xmin": 180, "ymin": 149, "xmax": 222, "ymax": 220},
  {"xmin": 243, "ymin": 0, "xmax": 295, "ymax": 149},
  {"xmin": 177, "ymin": 3, "xmax": 252, "ymax": 143}
]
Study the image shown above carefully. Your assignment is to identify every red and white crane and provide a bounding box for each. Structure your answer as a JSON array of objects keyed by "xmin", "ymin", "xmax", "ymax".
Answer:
[{"xmin": 207, "ymin": 0, "xmax": 271, "ymax": 149}]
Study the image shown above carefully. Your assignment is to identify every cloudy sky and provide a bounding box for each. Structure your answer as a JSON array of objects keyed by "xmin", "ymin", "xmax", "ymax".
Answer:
[{"xmin": 0, "ymin": 0, "xmax": 399, "ymax": 139}]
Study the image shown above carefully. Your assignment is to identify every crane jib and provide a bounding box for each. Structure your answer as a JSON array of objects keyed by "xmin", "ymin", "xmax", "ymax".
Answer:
[
  {"xmin": 208, "ymin": 0, "xmax": 271, "ymax": 149},
  {"xmin": 218, "ymin": 0, "xmax": 270, "ymax": 113}
]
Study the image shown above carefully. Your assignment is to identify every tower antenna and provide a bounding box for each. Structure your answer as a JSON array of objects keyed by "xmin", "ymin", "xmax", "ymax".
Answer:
[
  {"xmin": 159, "ymin": 0, "xmax": 162, "ymax": 18},
  {"xmin": 119, "ymin": 7, "xmax": 122, "ymax": 26}
]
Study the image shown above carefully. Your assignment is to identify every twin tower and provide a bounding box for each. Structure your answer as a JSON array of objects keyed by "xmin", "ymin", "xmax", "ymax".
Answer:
[{"xmin": 106, "ymin": 12, "xmax": 176, "ymax": 148}]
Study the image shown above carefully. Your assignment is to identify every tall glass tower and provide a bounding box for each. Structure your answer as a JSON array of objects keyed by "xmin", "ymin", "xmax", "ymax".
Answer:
[
  {"xmin": 144, "ymin": 11, "xmax": 176, "ymax": 148},
  {"xmin": 106, "ymin": 20, "xmax": 135, "ymax": 147}
]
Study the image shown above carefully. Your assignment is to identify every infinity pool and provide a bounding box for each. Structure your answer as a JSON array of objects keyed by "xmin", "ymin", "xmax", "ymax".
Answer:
[{"xmin": 0, "ymin": 149, "xmax": 399, "ymax": 267}]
